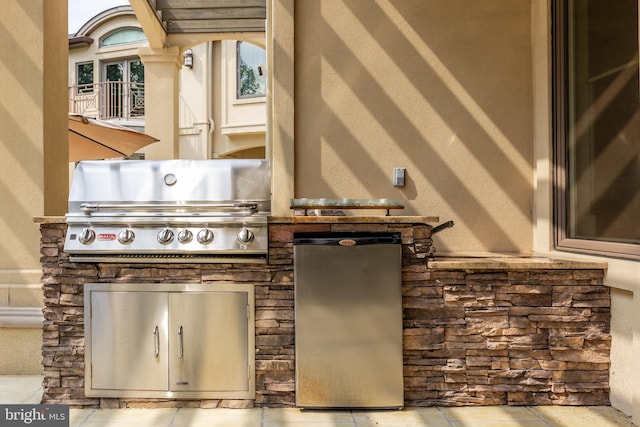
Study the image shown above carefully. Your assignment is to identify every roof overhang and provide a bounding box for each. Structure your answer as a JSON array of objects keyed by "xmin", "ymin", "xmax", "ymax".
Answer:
[
  {"xmin": 136, "ymin": 0, "xmax": 265, "ymax": 37},
  {"xmin": 68, "ymin": 35, "xmax": 94, "ymax": 49},
  {"xmin": 157, "ymin": 0, "xmax": 266, "ymax": 33}
]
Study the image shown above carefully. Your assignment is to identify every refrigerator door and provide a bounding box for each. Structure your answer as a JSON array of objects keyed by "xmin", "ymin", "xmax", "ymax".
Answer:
[{"xmin": 294, "ymin": 232, "xmax": 404, "ymax": 408}]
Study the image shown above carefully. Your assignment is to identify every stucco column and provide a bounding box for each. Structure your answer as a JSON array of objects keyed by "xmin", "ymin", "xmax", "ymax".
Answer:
[
  {"xmin": 138, "ymin": 46, "xmax": 181, "ymax": 160},
  {"xmin": 268, "ymin": 0, "xmax": 295, "ymax": 215},
  {"xmin": 1, "ymin": 0, "xmax": 67, "ymax": 374}
]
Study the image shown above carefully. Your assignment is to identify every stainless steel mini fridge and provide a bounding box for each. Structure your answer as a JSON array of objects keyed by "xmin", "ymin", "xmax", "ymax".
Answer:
[{"xmin": 293, "ymin": 232, "xmax": 404, "ymax": 409}]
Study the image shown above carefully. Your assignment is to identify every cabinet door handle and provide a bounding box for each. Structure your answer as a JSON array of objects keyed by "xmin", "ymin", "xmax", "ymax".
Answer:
[
  {"xmin": 178, "ymin": 325, "xmax": 184, "ymax": 358},
  {"xmin": 153, "ymin": 325, "xmax": 159, "ymax": 357}
]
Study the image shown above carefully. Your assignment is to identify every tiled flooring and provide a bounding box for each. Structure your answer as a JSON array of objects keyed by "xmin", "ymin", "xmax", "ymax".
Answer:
[{"xmin": 1, "ymin": 376, "xmax": 636, "ymax": 427}]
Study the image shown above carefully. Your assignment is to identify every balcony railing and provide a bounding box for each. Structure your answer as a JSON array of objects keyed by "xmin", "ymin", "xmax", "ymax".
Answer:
[{"xmin": 69, "ymin": 81, "xmax": 145, "ymax": 120}]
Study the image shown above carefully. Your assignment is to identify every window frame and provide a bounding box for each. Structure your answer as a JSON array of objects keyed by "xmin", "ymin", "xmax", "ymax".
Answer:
[
  {"xmin": 552, "ymin": 0, "xmax": 640, "ymax": 260},
  {"xmin": 99, "ymin": 27, "xmax": 147, "ymax": 48},
  {"xmin": 236, "ymin": 41, "xmax": 266, "ymax": 100},
  {"xmin": 76, "ymin": 61, "xmax": 95, "ymax": 94}
]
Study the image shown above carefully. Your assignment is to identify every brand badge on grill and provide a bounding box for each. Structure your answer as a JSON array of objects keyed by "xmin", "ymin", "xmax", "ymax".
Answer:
[{"xmin": 98, "ymin": 233, "xmax": 117, "ymax": 241}]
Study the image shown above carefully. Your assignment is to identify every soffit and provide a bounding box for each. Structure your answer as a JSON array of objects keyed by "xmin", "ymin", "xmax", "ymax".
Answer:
[{"xmin": 147, "ymin": 0, "xmax": 266, "ymax": 34}]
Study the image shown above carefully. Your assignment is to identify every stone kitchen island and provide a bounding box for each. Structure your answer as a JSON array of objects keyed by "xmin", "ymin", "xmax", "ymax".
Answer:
[{"xmin": 35, "ymin": 216, "xmax": 610, "ymax": 408}]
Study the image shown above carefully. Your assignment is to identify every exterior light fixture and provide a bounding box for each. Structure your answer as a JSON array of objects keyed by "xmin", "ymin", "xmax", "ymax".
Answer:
[{"xmin": 184, "ymin": 49, "xmax": 193, "ymax": 69}]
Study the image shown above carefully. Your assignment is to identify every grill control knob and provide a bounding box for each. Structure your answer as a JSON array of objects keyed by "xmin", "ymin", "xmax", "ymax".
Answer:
[
  {"xmin": 237, "ymin": 228, "xmax": 255, "ymax": 244},
  {"xmin": 197, "ymin": 229, "xmax": 214, "ymax": 245},
  {"xmin": 78, "ymin": 228, "xmax": 95, "ymax": 245},
  {"xmin": 118, "ymin": 229, "xmax": 135, "ymax": 244},
  {"xmin": 178, "ymin": 229, "xmax": 193, "ymax": 244},
  {"xmin": 157, "ymin": 228, "xmax": 174, "ymax": 245}
]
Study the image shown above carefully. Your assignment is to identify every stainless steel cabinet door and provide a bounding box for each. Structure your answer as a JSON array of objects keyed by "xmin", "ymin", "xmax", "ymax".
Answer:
[
  {"xmin": 89, "ymin": 291, "xmax": 169, "ymax": 391},
  {"xmin": 168, "ymin": 292, "xmax": 249, "ymax": 392}
]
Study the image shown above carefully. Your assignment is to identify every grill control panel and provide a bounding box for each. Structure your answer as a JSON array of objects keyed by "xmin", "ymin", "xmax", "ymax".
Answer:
[{"xmin": 65, "ymin": 223, "xmax": 267, "ymax": 257}]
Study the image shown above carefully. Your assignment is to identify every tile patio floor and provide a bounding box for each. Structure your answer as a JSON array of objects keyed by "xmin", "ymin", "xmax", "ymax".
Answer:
[{"xmin": 1, "ymin": 376, "xmax": 636, "ymax": 427}]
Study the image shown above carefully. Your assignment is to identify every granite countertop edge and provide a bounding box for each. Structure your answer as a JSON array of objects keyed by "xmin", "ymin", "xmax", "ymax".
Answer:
[
  {"xmin": 33, "ymin": 216, "xmax": 66, "ymax": 224},
  {"xmin": 269, "ymin": 216, "xmax": 440, "ymax": 224},
  {"xmin": 35, "ymin": 216, "xmax": 440, "ymax": 225},
  {"xmin": 428, "ymin": 255, "xmax": 608, "ymax": 270}
]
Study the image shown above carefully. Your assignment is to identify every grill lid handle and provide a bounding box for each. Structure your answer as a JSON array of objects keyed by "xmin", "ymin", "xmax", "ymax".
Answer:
[{"xmin": 79, "ymin": 202, "xmax": 259, "ymax": 215}]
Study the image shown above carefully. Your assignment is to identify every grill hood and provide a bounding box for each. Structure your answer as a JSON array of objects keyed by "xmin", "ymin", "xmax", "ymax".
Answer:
[
  {"xmin": 64, "ymin": 159, "xmax": 271, "ymax": 263},
  {"xmin": 67, "ymin": 159, "xmax": 270, "ymax": 214}
]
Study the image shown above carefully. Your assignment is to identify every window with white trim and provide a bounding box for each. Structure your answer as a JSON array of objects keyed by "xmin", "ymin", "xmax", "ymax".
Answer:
[
  {"xmin": 76, "ymin": 62, "xmax": 94, "ymax": 94},
  {"xmin": 236, "ymin": 41, "xmax": 266, "ymax": 99},
  {"xmin": 99, "ymin": 28, "xmax": 147, "ymax": 48}
]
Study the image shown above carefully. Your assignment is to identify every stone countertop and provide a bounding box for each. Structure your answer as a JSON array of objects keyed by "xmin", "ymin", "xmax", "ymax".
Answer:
[
  {"xmin": 33, "ymin": 216, "xmax": 65, "ymax": 224},
  {"xmin": 35, "ymin": 215, "xmax": 440, "ymax": 225},
  {"xmin": 269, "ymin": 216, "xmax": 440, "ymax": 224},
  {"xmin": 291, "ymin": 198, "xmax": 404, "ymax": 209},
  {"xmin": 428, "ymin": 255, "xmax": 607, "ymax": 270},
  {"xmin": 290, "ymin": 198, "xmax": 408, "ymax": 216}
]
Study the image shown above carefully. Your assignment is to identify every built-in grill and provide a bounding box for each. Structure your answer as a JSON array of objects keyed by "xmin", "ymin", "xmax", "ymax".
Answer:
[{"xmin": 64, "ymin": 159, "xmax": 270, "ymax": 263}]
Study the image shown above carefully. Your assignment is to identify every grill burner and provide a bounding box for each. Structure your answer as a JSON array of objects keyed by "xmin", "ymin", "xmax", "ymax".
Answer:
[{"xmin": 64, "ymin": 159, "xmax": 270, "ymax": 263}]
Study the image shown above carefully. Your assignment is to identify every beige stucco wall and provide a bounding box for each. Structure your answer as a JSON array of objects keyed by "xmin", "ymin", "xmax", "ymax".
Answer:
[
  {"xmin": 2, "ymin": 4, "xmax": 47, "ymax": 271},
  {"xmin": 0, "ymin": 329, "xmax": 42, "ymax": 374},
  {"xmin": 0, "ymin": 0, "xmax": 68, "ymax": 374},
  {"xmin": 292, "ymin": 0, "xmax": 533, "ymax": 253}
]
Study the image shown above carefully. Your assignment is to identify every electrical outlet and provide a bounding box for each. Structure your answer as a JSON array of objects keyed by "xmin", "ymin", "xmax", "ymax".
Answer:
[{"xmin": 393, "ymin": 167, "xmax": 405, "ymax": 187}]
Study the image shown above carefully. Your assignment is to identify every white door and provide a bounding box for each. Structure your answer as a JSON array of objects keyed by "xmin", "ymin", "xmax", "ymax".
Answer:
[{"xmin": 102, "ymin": 59, "xmax": 145, "ymax": 119}]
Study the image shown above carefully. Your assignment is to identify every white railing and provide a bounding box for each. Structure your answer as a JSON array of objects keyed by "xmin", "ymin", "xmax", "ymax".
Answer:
[{"xmin": 69, "ymin": 81, "xmax": 145, "ymax": 120}]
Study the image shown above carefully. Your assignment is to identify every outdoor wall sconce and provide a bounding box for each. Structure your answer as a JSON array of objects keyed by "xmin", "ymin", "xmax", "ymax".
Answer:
[{"xmin": 184, "ymin": 49, "xmax": 193, "ymax": 69}]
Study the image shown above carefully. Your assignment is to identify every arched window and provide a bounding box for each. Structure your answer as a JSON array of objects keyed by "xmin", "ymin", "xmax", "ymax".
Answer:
[{"xmin": 100, "ymin": 28, "xmax": 146, "ymax": 48}]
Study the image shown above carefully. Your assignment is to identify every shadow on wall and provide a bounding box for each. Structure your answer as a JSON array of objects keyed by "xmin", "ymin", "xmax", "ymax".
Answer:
[
  {"xmin": 0, "ymin": 105, "xmax": 43, "ymax": 270},
  {"xmin": 295, "ymin": 0, "xmax": 533, "ymax": 252}
]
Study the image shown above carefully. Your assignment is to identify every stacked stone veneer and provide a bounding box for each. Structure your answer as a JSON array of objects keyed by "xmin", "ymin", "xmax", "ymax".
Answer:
[
  {"xmin": 403, "ymin": 268, "xmax": 610, "ymax": 406},
  {"xmin": 39, "ymin": 221, "xmax": 609, "ymax": 408}
]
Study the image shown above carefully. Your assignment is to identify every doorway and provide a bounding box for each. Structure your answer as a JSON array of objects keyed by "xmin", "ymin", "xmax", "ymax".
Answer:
[{"xmin": 102, "ymin": 59, "xmax": 145, "ymax": 120}]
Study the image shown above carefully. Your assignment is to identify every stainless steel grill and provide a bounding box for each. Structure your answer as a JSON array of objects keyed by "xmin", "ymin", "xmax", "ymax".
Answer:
[{"xmin": 64, "ymin": 159, "xmax": 270, "ymax": 263}]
